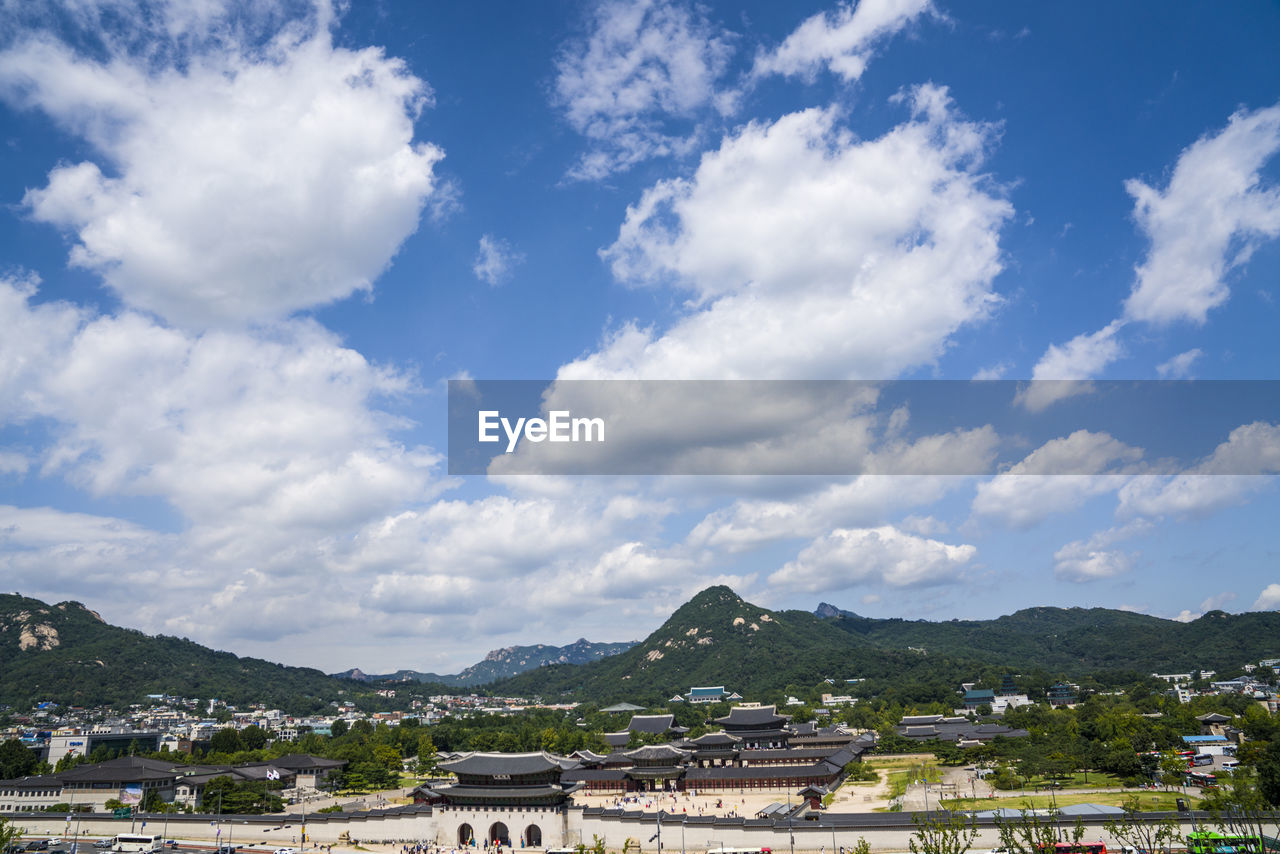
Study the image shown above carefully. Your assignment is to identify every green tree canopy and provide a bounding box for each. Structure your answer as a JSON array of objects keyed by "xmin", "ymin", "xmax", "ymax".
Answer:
[{"xmin": 0, "ymin": 739, "xmax": 38, "ymax": 779}]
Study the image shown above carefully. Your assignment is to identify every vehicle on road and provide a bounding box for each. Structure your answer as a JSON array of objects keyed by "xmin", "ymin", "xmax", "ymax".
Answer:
[
  {"xmin": 1186, "ymin": 832, "xmax": 1263, "ymax": 854},
  {"xmin": 112, "ymin": 836, "xmax": 161, "ymax": 854},
  {"xmin": 274, "ymin": 847, "xmax": 297, "ymax": 854},
  {"xmin": 93, "ymin": 842, "xmax": 112, "ymax": 850}
]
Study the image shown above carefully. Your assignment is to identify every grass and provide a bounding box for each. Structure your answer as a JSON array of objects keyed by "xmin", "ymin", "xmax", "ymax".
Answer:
[
  {"xmin": 939, "ymin": 791, "xmax": 1200, "ymax": 811},
  {"xmin": 1019, "ymin": 771, "xmax": 1127, "ymax": 789},
  {"xmin": 871, "ymin": 755, "xmax": 942, "ymax": 768},
  {"xmin": 840, "ymin": 761, "xmax": 883, "ymax": 786},
  {"xmin": 885, "ymin": 760, "xmax": 942, "ymax": 800}
]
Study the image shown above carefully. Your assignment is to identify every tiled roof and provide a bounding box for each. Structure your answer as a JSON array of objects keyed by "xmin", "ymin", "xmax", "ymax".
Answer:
[
  {"xmin": 714, "ymin": 705, "xmax": 790, "ymax": 728},
  {"xmin": 439, "ymin": 751, "xmax": 564, "ymax": 776}
]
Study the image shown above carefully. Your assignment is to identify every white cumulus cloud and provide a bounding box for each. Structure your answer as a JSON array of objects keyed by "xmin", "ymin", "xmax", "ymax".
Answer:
[
  {"xmin": 473, "ymin": 235, "xmax": 524, "ymax": 286},
  {"xmin": 565, "ymin": 85, "xmax": 1011, "ymax": 380},
  {"xmin": 554, "ymin": 0, "xmax": 734, "ymax": 180},
  {"xmin": 0, "ymin": 7, "xmax": 444, "ymax": 327},
  {"xmin": 751, "ymin": 0, "xmax": 935, "ymax": 83},
  {"xmin": 769, "ymin": 525, "xmax": 975, "ymax": 593},
  {"xmin": 1019, "ymin": 321, "xmax": 1125, "ymax": 411},
  {"xmin": 1124, "ymin": 103, "xmax": 1280, "ymax": 325},
  {"xmin": 971, "ymin": 430, "xmax": 1143, "ymax": 528},
  {"xmin": 1156, "ymin": 348, "xmax": 1203, "ymax": 379},
  {"xmin": 0, "ymin": 279, "xmax": 440, "ymax": 566},
  {"xmin": 1116, "ymin": 422, "xmax": 1280, "ymax": 518},
  {"xmin": 1253, "ymin": 583, "xmax": 1280, "ymax": 611},
  {"xmin": 1052, "ymin": 520, "xmax": 1151, "ymax": 583}
]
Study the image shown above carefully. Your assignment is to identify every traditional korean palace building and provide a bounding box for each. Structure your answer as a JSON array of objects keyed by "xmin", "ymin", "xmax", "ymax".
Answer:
[
  {"xmin": 414, "ymin": 751, "xmax": 584, "ymax": 848},
  {"xmin": 425, "ymin": 752, "xmax": 584, "ymax": 808},
  {"xmin": 558, "ymin": 707, "xmax": 865, "ymax": 794}
]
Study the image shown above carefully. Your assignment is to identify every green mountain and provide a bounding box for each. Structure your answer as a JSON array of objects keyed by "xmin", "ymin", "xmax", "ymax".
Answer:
[
  {"xmin": 490, "ymin": 586, "xmax": 1280, "ymax": 704},
  {"xmin": 816, "ymin": 602, "xmax": 1280, "ymax": 674},
  {"xmin": 489, "ymin": 586, "xmax": 951, "ymax": 704},
  {"xmin": 0, "ymin": 594, "xmax": 363, "ymax": 713},
  {"xmin": 334, "ymin": 638, "xmax": 637, "ymax": 687}
]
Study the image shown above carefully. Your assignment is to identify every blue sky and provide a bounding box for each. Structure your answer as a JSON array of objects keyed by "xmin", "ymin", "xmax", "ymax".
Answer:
[{"xmin": 0, "ymin": 0, "xmax": 1278, "ymax": 674}]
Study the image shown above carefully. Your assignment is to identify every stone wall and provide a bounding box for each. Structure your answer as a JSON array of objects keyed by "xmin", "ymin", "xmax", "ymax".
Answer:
[{"xmin": 1, "ymin": 807, "xmax": 1219, "ymax": 853}]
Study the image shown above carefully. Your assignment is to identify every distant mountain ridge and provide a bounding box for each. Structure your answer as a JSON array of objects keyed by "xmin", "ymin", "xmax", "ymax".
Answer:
[
  {"xmin": 0, "ymin": 593, "xmax": 360, "ymax": 712},
  {"xmin": 813, "ymin": 600, "xmax": 1280, "ymax": 673},
  {"xmin": 491, "ymin": 586, "xmax": 902, "ymax": 703},
  {"xmin": 334, "ymin": 637, "xmax": 637, "ymax": 687},
  {"xmin": 5, "ymin": 588, "xmax": 1276, "ymax": 713},
  {"xmin": 488, "ymin": 586, "xmax": 1280, "ymax": 703}
]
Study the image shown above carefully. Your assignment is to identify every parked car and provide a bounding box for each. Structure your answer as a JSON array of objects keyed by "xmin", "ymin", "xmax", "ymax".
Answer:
[
  {"xmin": 92, "ymin": 844, "xmax": 112, "ymax": 851},
  {"xmin": 274, "ymin": 848, "xmax": 297, "ymax": 854},
  {"xmin": 165, "ymin": 844, "xmax": 178, "ymax": 850}
]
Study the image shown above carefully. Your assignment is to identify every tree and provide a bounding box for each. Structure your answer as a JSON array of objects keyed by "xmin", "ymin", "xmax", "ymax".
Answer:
[
  {"xmin": 1257, "ymin": 739, "xmax": 1280, "ymax": 807},
  {"xmin": 0, "ymin": 817, "xmax": 23, "ymax": 852},
  {"xmin": 200, "ymin": 775, "xmax": 282, "ymax": 814},
  {"xmin": 1158, "ymin": 753, "xmax": 1187, "ymax": 789},
  {"xmin": 0, "ymin": 739, "xmax": 39, "ymax": 779},
  {"xmin": 993, "ymin": 808, "xmax": 1063, "ymax": 854},
  {"xmin": 1203, "ymin": 769, "xmax": 1280, "ymax": 845},
  {"xmin": 209, "ymin": 728, "xmax": 243, "ymax": 754},
  {"xmin": 415, "ymin": 735, "xmax": 438, "ymax": 777},
  {"xmin": 1104, "ymin": 795, "xmax": 1183, "ymax": 854},
  {"xmin": 909, "ymin": 810, "xmax": 980, "ymax": 854},
  {"xmin": 330, "ymin": 720, "xmax": 349, "ymax": 738},
  {"xmin": 240, "ymin": 725, "xmax": 268, "ymax": 751},
  {"xmin": 140, "ymin": 789, "xmax": 174, "ymax": 813}
]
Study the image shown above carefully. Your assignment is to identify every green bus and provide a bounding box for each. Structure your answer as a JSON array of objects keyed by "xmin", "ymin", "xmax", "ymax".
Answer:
[{"xmin": 1186, "ymin": 832, "xmax": 1263, "ymax": 854}]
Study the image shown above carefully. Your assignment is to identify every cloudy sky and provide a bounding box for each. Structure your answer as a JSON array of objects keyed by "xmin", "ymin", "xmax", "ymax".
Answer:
[{"xmin": 1, "ymin": 0, "xmax": 1279, "ymax": 675}]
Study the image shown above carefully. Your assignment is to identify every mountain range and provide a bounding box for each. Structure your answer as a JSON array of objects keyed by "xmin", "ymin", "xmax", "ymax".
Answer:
[
  {"xmin": 3, "ymin": 587, "xmax": 1277, "ymax": 712},
  {"xmin": 333, "ymin": 638, "xmax": 637, "ymax": 687},
  {"xmin": 0, "ymin": 594, "xmax": 357, "ymax": 713},
  {"xmin": 486, "ymin": 586, "xmax": 1280, "ymax": 704}
]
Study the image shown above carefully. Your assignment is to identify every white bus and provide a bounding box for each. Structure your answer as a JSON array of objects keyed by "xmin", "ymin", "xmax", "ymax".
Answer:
[{"xmin": 112, "ymin": 836, "xmax": 162, "ymax": 854}]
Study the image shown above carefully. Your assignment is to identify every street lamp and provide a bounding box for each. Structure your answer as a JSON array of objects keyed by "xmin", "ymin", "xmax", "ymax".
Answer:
[
  {"xmin": 646, "ymin": 810, "xmax": 661, "ymax": 854},
  {"xmin": 787, "ymin": 793, "xmax": 795, "ymax": 854}
]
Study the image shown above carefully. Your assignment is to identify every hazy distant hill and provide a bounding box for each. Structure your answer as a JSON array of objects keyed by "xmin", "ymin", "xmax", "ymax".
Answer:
[
  {"xmin": 334, "ymin": 638, "xmax": 637, "ymax": 687},
  {"xmin": 0, "ymin": 594, "xmax": 361, "ymax": 712}
]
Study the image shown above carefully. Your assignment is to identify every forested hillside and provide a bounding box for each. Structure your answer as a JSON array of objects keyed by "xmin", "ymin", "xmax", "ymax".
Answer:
[
  {"xmin": 0, "ymin": 594, "xmax": 364, "ymax": 712},
  {"xmin": 492, "ymin": 587, "xmax": 1280, "ymax": 703},
  {"xmin": 817, "ymin": 602, "xmax": 1280, "ymax": 673}
]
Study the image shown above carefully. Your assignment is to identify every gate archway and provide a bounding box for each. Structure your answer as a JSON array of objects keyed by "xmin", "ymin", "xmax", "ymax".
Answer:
[
  {"xmin": 489, "ymin": 822, "xmax": 510, "ymax": 846},
  {"xmin": 458, "ymin": 824, "xmax": 474, "ymax": 846},
  {"xmin": 524, "ymin": 825, "xmax": 542, "ymax": 847}
]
